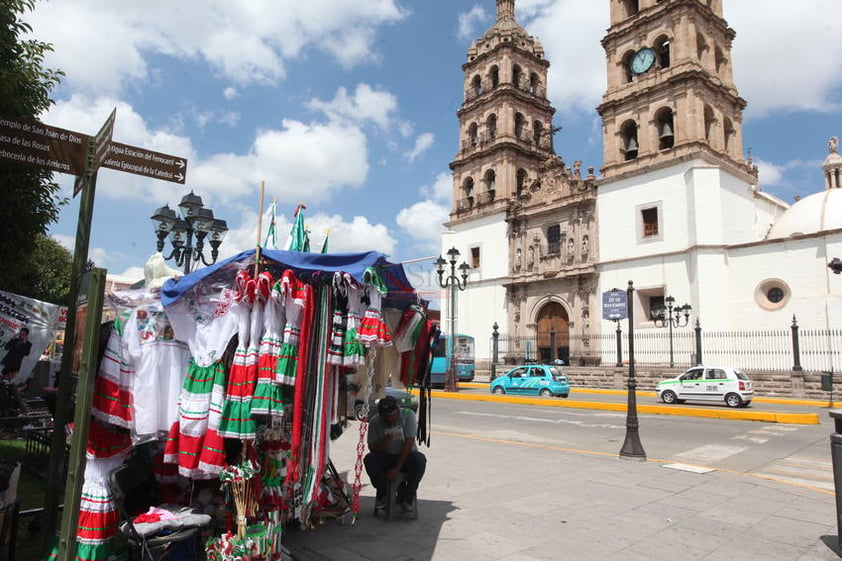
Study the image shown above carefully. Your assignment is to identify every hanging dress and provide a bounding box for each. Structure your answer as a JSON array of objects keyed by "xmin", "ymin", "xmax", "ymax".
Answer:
[
  {"xmin": 91, "ymin": 316, "xmax": 134, "ymax": 429},
  {"xmin": 123, "ymin": 304, "xmax": 190, "ymax": 444},
  {"xmin": 275, "ymin": 270, "xmax": 307, "ymax": 387},
  {"xmin": 326, "ymin": 272, "xmax": 349, "ymax": 367},
  {"xmin": 342, "ymin": 274, "xmax": 367, "ymax": 369},
  {"xmin": 252, "ymin": 271, "xmax": 285, "ymax": 417},
  {"xmin": 218, "ymin": 270, "xmax": 259, "ymax": 440},
  {"xmin": 164, "ymin": 278, "xmax": 238, "ymax": 478},
  {"xmin": 76, "ymin": 420, "xmax": 132, "ymax": 561},
  {"xmin": 356, "ymin": 267, "xmax": 393, "ymax": 347}
]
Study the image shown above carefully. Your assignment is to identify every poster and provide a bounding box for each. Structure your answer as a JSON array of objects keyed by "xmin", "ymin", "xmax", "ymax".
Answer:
[{"xmin": 0, "ymin": 289, "xmax": 61, "ymax": 384}]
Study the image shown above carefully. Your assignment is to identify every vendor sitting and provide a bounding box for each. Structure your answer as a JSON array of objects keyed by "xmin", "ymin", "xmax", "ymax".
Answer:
[{"xmin": 364, "ymin": 395, "xmax": 426, "ymax": 518}]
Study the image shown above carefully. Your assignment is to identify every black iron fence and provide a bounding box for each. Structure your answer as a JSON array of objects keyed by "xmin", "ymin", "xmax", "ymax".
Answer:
[{"xmin": 489, "ymin": 317, "xmax": 842, "ymax": 372}]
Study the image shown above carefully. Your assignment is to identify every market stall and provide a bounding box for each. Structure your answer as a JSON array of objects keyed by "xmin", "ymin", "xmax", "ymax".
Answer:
[{"xmin": 70, "ymin": 248, "xmax": 435, "ymax": 560}]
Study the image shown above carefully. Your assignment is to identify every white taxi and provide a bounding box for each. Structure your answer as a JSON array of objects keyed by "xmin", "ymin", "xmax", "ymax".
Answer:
[{"xmin": 656, "ymin": 366, "xmax": 753, "ymax": 408}]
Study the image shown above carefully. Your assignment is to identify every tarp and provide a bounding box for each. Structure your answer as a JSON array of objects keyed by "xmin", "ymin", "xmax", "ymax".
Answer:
[{"xmin": 161, "ymin": 248, "xmax": 418, "ymax": 309}]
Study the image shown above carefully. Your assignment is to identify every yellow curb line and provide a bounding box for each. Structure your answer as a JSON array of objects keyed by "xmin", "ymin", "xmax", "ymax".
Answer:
[
  {"xmin": 458, "ymin": 382, "xmax": 832, "ymax": 408},
  {"xmin": 426, "ymin": 389, "xmax": 820, "ymax": 425}
]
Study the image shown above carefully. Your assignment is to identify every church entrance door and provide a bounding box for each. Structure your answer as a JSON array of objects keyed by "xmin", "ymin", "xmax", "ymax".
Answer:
[{"xmin": 536, "ymin": 302, "xmax": 569, "ymax": 364}]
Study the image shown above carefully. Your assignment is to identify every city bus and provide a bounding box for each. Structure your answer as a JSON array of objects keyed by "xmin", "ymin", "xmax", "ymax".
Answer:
[{"xmin": 429, "ymin": 333, "xmax": 475, "ymax": 386}]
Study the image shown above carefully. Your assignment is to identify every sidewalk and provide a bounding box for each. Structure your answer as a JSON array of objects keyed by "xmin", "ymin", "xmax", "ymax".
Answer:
[{"xmin": 284, "ymin": 419, "xmax": 841, "ymax": 561}]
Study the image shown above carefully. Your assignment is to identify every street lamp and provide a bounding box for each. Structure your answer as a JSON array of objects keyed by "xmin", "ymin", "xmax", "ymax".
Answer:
[
  {"xmin": 651, "ymin": 295, "xmax": 692, "ymax": 368},
  {"xmin": 151, "ymin": 191, "xmax": 229, "ymax": 275},
  {"xmin": 436, "ymin": 247, "xmax": 470, "ymax": 392}
]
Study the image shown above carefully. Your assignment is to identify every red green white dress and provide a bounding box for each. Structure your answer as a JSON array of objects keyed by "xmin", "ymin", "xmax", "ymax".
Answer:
[{"xmin": 252, "ymin": 271, "xmax": 285, "ymax": 417}]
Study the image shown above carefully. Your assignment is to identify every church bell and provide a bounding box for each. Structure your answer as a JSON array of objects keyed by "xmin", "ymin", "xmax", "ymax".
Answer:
[
  {"xmin": 625, "ymin": 136, "xmax": 639, "ymax": 153},
  {"xmin": 659, "ymin": 122, "xmax": 674, "ymax": 141}
]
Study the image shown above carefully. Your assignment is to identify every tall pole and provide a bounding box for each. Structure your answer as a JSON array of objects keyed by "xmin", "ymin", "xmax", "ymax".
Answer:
[
  {"xmin": 620, "ymin": 280, "xmax": 646, "ymax": 460},
  {"xmin": 436, "ymin": 248, "xmax": 470, "ymax": 392},
  {"xmin": 668, "ymin": 310, "xmax": 675, "ymax": 368},
  {"xmin": 615, "ymin": 320, "xmax": 623, "ymax": 367}
]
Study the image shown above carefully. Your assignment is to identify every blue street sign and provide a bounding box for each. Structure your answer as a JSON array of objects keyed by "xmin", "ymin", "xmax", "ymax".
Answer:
[{"xmin": 602, "ymin": 290, "xmax": 628, "ymax": 320}]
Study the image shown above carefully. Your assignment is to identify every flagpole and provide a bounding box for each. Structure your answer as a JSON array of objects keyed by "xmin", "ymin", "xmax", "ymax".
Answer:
[{"xmin": 255, "ymin": 180, "xmax": 265, "ymax": 277}]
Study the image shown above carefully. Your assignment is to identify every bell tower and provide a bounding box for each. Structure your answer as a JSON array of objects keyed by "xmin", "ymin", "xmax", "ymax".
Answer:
[
  {"xmin": 448, "ymin": 0, "xmax": 555, "ymax": 219},
  {"xmin": 597, "ymin": 0, "xmax": 751, "ymax": 178}
]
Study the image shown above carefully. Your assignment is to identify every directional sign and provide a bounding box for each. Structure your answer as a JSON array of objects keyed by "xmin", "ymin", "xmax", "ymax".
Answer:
[
  {"xmin": 602, "ymin": 290, "xmax": 628, "ymax": 321},
  {"xmin": 92, "ymin": 108, "xmax": 116, "ymax": 171},
  {"xmin": 100, "ymin": 141, "xmax": 187, "ymax": 184},
  {"xmin": 0, "ymin": 115, "xmax": 89, "ymax": 176}
]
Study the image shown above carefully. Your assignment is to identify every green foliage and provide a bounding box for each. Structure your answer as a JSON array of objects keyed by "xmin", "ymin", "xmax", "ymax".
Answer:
[
  {"xmin": 3, "ymin": 234, "xmax": 73, "ymax": 305},
  {"xmin": 0, "ymin": 0, "xmax": 67, "ymax": 294}
]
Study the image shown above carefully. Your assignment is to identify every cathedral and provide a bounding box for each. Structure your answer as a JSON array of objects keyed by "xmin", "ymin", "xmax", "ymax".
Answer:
[{"xmin": 443, "ymin": 0, "xmax": 842, "ymax": 365}]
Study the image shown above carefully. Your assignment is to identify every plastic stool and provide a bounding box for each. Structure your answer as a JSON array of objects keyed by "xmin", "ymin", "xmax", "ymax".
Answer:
[{"xmin": 375, "ymin": 473, "xmax": 409, "ymax": 522}]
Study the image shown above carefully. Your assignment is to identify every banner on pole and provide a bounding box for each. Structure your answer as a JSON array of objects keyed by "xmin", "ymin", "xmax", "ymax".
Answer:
[{"xmin": 0, "ymin": 289, "xmax": 61, "ymax": 383}]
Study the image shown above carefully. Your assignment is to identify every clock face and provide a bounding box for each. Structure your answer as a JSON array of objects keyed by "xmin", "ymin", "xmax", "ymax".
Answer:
[{"xmin": 630, "ymin": 47, "xmax": 656, "ymax": 74}]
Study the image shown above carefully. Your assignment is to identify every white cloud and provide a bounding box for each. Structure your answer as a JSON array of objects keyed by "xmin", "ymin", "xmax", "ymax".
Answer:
[
  {"xmin": 396, "ymin": 200, "xmax": 449, "ymax": 254},
  {"xmin": 307, "ymin": 84, "xmax": 400, "ymax": 130},
  {"xmin": 395, "ymin": 173, "xmax": 452, "ymax": 254},
  {"xmin": 221, "ymin": 207, "xmax": 396, "ymax": 257},
  {"xmin": 28, "ymin": 0, "xmax": 409, "ymax": 93},
  {"xmin": 223, "ymin": 87, "xmax": 239, "ymax": 100},
  {"xmin": 756, "ymin": 159, "xmax": 785, "ymax": 186},
  {"xmin": 404, "ymin": 133, "xmax": 434, "ymax": 162},
  {"xmin": 458, "ymin": 6, "xmax": 488, "ymax": 42}
]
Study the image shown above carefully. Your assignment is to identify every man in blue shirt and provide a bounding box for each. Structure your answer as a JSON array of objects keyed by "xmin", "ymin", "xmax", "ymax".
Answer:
[{"xmin": 364, "ymin": 395, "xmax": 426, "ymax": 518}]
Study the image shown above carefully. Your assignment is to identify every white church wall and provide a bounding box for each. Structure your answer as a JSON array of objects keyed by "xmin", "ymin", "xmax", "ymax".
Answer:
[{"xmin": 442, "ymin": 214, "xmax": 508, "ymax": 361}]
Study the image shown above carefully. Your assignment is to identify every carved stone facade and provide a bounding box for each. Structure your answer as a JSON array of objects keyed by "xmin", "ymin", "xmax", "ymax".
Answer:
[{"xmin": 447, "ymin": 0, "xmax": 598, "ymax": 364}]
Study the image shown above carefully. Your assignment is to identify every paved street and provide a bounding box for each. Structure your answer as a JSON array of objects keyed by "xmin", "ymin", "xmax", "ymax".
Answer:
[{"xmin": 284, "ymin": 391, "xmax": 841, "ymax": 560}]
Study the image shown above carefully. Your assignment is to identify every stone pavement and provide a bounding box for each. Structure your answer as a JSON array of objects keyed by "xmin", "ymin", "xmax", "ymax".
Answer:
[{"xmin": 283, "ymin": 412, "xmax": 842, "ymax": 561}]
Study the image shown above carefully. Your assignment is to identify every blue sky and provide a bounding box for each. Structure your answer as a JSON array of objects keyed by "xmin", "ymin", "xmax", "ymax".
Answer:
[{"xmin": 23, "ymin": 0, "xmax": 842, "ymax": 290}]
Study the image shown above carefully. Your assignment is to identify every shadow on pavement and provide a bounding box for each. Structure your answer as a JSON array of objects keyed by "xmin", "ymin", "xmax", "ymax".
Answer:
[{"xmin": 284, "ymin": 496, "xmax": 457, "ymax": 561}]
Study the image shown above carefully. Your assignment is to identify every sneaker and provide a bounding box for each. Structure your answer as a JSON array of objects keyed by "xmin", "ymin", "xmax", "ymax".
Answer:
[
  {"xmin": 374, "ymin": 497, "xmax": 387, "ymax": 514},
  {"xmin": 401, "ymin": 500, "xmax": 416, "ymax": 519}
]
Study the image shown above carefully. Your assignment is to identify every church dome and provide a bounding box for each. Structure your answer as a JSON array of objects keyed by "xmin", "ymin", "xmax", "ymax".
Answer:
[
  {"xmin": 767, "ymin": 188, "xmax": 842, "ymax": 238},
  {"xmin": 768, "ymin": 136, "xmax": 842, "ymax": 238}
]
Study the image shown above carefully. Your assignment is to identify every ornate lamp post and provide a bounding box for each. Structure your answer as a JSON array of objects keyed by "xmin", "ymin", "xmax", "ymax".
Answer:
[
  {"xmin": 620, "ymin": 280, "xmax": 646, "ymax": 459},
  {"xmin": 436, "ymin": 247, "xmax": 470, "ymax": 392},
  {"xmin": 652, "ymin": 295, "xmax": 692, "ymax": 368},
  {"xmin": 151, "ymin": 191, "xmax": 229, "ymax": 275}
]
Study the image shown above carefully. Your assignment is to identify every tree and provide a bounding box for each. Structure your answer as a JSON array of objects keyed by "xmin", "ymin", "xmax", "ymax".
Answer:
[
  {"xmin": 0, "ymin": 0, "xmax": 66, "ymax": 292},
  {"xmin": 4, "ymin": 234, "xmax": 72, "ymax": 304}
]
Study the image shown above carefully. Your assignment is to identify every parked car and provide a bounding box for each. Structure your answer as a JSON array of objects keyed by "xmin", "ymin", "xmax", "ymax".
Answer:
[
  {"xmin": 490, "ymin": 365, "xmax": 570, "ymax": 397},
  {"xmin": 656, "ymin": 366, "xmax": 753, "ymax": 408},
  {"xmin": 353, "ymin": 386, "xmax": 418, "ymax": 420}
]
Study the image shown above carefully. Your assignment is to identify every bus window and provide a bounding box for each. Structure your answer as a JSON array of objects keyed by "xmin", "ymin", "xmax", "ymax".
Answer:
[{"xmin": 428, "ymin": 333, "xmax": 476, "ymax": 386}]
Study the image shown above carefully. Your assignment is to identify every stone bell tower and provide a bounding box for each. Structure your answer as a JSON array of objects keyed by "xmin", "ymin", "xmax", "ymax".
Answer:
[{"xmin": 597, "ymin": 0, "xmax": 751, "ymax": 178}]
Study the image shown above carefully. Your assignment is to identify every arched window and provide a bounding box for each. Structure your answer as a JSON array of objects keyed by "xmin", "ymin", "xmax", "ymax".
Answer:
[
  {"xmin": 621, "ymin": 120, "xmax": 638, "ymax": 161},
  {"xmin": 622, "ymin": 50, "xmax": 635, "ymax": 83},
  {"xmin": 621, "ymin": 0, "xmax": 639, "ymax": 18},
  {"xmin": 484, "ymin": 169, "xmax": 496, "ymax": 200},
  {"xmin": 723, "ymin": 117, "xmax": 735, "ymax": 153},
  {"xmin": 655, "ymin": 107, "xmax": 674, "ymax": 150},
  {"xmin": 469, "ymin": 123, "xmax": 478, "ymax": 147},
  {"xmin": 516, "ymin": 169, "xmax": 529, "ymax": 197},
  {"xmin": 533, "ymin": 121, "xmax": 544, "ymax": 146},
  {"xmin": 512, "ymin": 65, "xmax": 522, "ymax": 88},
  {"xmin": 696, "ymin": 32, "xmax": 708, "ymax": 61},
  {"xmin": 654, "ymin": 35, "xmax": 671, "ymax": 69},
  {"xmin": 472, "ymin": 75, "xmax": 482, "ymax": 96},
  {"xmin": 487, "ymin": 114, "xmax": 497, "ymax": 140},
  {"xmin": 529, "ymin": 72, "xmax": 539, "ymax": 95},
  {"xmin": 515, "ymin": 113, "xmax": 525, "ymax": 139},
  {"xmin": 463, "ymin": 177, "xmax": 474, "ymax": 199},
  {"xmin": 715, "ymin": 46, "xmax": 727, "ymax": 74},
  {"xmin": 704, "ymin": 105, "xmax": 715, "ymax": 143},
  {"xmin": 490, "ymin": 65, "xmax": 499, "ymax": 88}
]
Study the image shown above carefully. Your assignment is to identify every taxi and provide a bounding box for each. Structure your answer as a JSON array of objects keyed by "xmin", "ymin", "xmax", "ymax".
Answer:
[
  {"xmin": 490, "ymin": 364, "xmax": 570, "ymax": 398},
  {"xmin": 656, "ymin": 366, "xmax": 753, "ymax": 408}
]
